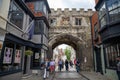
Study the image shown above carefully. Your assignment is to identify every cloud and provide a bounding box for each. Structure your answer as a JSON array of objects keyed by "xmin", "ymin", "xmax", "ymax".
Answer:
[{"xmin": 48, "ymin": 0, "xmax": 95, "ymax": 10}]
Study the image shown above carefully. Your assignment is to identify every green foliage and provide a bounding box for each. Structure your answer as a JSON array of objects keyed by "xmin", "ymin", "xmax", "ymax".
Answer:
[
  {"xmin": 25, "ymin": 50, "xmax": 33, "ymax": 55},
  {"xmin": 64, "ymin": 48, "xmax": 71, "ymax": 61}
]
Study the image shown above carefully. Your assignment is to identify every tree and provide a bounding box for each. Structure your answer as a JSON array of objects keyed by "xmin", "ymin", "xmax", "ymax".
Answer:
[{"xmin": 64, "ymin": 48, "xmax": 71, "ymax": 61}]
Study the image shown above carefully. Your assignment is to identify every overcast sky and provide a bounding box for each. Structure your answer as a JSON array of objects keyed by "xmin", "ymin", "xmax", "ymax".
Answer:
[{"xmin": 47, "ymin": 0, "xmax": 95, "ymax": 10}]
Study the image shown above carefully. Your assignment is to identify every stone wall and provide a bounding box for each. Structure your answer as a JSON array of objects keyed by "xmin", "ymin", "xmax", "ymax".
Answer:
[{"xmin": 48, "ymin": 8, "xmax": 94, "ymax": 71}]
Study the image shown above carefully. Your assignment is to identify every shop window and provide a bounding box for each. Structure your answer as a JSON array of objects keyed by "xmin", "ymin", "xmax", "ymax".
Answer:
[
  {"xmin": 32, "ymin": 52, "xmax": 40, "ymax": 68},
  {"xmin": 0, "ymin": 41, "xmax": 23, "ymax": 75},
  {"xmin": 75, "ymin": 18, "xmax": 81, "ymax": 25},
  {"xmin": 105, "ymin": 44, "xmax": 120, "ymax": 69},
  {"xmin": 8, "ymin": 1, "xmax": 24, "ymax": 29},
  {"xmin": 13, "ymin": 44, "xmax": 22, "ymax": 70}
]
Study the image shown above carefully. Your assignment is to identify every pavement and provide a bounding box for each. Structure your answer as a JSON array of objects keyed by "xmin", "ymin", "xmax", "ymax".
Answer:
[
  {"xmin": 21, "ymin": 72, "xmax": 55, "ymax": 80},
  {"xmin": 80, "ymin": 71, "xmax": 111, "ymax": 80}
]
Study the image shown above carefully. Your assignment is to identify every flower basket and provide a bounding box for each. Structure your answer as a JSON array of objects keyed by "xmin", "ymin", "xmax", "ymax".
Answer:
[{"xmin": 25, "ymin": 50, "xmax": 33, "ymax": 55}]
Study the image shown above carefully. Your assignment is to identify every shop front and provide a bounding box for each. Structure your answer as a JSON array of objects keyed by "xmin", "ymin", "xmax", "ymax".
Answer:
[{"xmin": 0, "ymin": 33, "xmax": 24, "ymax": 80}]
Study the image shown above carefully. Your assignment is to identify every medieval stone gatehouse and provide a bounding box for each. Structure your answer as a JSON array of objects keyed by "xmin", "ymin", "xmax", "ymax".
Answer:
[{"xmin": 48, "ymin": 8, "xmax": 94, "ymax": 70}]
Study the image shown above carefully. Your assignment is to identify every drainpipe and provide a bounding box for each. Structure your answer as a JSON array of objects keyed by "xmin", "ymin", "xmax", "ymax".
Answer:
[{"xmin": 89, "ymin": 16, "xmax": 95, "ymax": 71}]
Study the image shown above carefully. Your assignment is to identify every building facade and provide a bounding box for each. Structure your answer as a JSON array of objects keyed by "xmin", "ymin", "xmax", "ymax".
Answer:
[
  {"xmin": 0, "ymin": 0, "xmax": 50, "ymax": 80},
  {"xmin": 48, "ymin": 8, "xmax": 94, "ymax": 71},
  {"xmin": 0, "ymin": 0, "xmax": 10, "ymax": 64},
  {"xmin": 91, "ymin": 11, "xmax": 106, "ymax": 75},
  {"xmin": 91, "ymin": 0, "xmax": 120, "ymax": 79}
]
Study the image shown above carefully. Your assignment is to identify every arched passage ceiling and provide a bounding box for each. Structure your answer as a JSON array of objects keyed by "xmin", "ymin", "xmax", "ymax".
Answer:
[{"xmin": 49, "ymin": 34, "xmax": 83, "ymax": 50}]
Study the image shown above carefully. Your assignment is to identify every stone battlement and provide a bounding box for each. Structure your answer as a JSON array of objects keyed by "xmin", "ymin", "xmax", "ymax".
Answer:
[
  {"xmin": 50, "ymin": 8, "xmax": 93, "ymax": 12},
  {"xmin": 50, "ymin": 8, "xmax": 94, "ymax": 17}
]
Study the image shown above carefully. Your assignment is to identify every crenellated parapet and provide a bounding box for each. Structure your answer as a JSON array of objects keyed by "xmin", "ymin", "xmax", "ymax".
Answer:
[{"xmin": 50, "ymin": 8, "xmax": 94, "ymax": 17}]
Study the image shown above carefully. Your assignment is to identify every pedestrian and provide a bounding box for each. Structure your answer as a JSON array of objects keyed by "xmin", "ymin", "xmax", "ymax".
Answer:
[
  {"xmin": 76, "ymin": 59, "xmax": 80, "ymax": 72},
  {"xmin": 74, "ymin": 58, "xmax": 76, "ymax": 65},
  {"xmin": 43, "ymin": 58, "xmax": 50, "ymax": 79},
  {"xmin": 58, "ymin": 59, "xmax": 63, "ymax": 71},
  {"xmin": 50, "ymin": 59, "xmax": 55, "ymax": 73},
  {"xmin": 65, "ymin": 59, "xmax": 69, "ymax": 71},
  {"xmin": 69, "ymin": 60, "xmax": 73, "ymax": 67},
  {"xmin": 62, "ymin": 60, "xmax": 64, "ymax": 69},
  {"xmin": 116, "ymin": 56, "xmax": 120, "ymax": 80}
]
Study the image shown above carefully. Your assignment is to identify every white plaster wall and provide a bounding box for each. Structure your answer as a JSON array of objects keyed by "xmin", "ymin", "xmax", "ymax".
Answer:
[{"xmin": 0, "ymin": 0, "xmax": 10, "ymax": 30}]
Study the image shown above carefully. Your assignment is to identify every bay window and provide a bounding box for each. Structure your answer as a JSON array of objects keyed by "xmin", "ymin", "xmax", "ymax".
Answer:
[
  {"xmin": 106, "ymin": 0, "xmax": 120, "ymax": 23},
  {"xmin": 8, "ymin": 1, "xmax": 24, "ymax": 29},
  {"xmin": 99, "ymin": 3, "xmax": 107, "ymax": 28}
]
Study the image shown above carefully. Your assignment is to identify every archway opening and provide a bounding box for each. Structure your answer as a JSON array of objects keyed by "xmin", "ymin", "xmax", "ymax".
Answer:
[
  {"xmin": 53, "ymin": 44, "xmax": 76, "ymax": 71},
  {"xmin": 48, "ymin": 34, "xmax": 88, "ymax": 71}
]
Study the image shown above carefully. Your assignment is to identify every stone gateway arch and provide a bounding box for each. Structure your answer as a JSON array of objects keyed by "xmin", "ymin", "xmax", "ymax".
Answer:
[{"xmin": 48, "ymin": 8, "xmax": 94, "ymax": 71}]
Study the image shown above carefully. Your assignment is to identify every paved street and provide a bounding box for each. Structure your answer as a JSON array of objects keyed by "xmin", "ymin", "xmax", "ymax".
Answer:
[
  {"xmin": 22, "ymin": 66, "xmax": 111, "ymax": 80},
  {"xmin": 53, "ymin": 71, "xmax": 88, "ymax": 80},
  {"xmin": 22, "ymin": 71, "xmax": 111, "ymax": 80}
]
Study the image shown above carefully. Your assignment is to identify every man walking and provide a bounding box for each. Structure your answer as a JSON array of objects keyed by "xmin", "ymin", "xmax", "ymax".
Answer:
[
  {"xmin": 58, "ymin": 59, "xmax": 63, "ymax": 72},
  {"xmin": 43, "ymin": 58, "xmax": 50, "ymax": 79}
]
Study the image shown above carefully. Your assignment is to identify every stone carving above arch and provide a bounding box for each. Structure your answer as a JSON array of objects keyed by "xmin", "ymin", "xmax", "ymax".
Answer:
[{"xmin": 60, "ymin": 16, "xmax": 70, "ymax": 26}]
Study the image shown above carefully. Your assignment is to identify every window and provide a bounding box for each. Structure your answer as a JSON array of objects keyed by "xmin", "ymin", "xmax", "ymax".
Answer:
[
  {"xmin": 31, "ymin": 49, "xmax": 40, "ymax": 69},
  {"xmin": 0, "ymin": 0, "xmax": 2, "ymax": 10},
  {"xmin": 0, "ymin": 41, "xmax": 23, "ymax": 73},
  {"xmin": 99, "ymin": 3, "xmax": 107, "ymax": 28},
  {"xmin": 75, "ymin": 18, "xmax": 81, "ymax": 25},
  {"xmin": 29, "ymin": 17, "xmax": 32, "ymax": 24},
  {"xmin": 50, "ymin": 18, "xmax": 56, "ymax": 26},
  {"xmin": 0, "ymin": 0, "xmax": 2, "ymax": 5},
  {"xmin": 43, "ymin": 23, "xmax": 48, "ymax": 37},
  {"xmin": 34, "ymin": 20, "xmax": 44, "ymax": 34},
  {"xmin": 34, "ymin": 1, "xmax": 43, "ymax": 12},
  {"xmin": 94, "ymin": 24, "xmax": 98, "ymax": 39},
  {"xmin": 105, "ymin": 44, "xmax": 120, "ymax": 69},
  {"xmin": 8, "ymin": 1, "xmax": 24, "ymax": 29},
  {"xmin": 106, "ymin": 0, "xmax": 120, "ymax": 22},
  {"xmin": 43, "ymin": 4, "xmax": 47, "ymax": 15}
]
